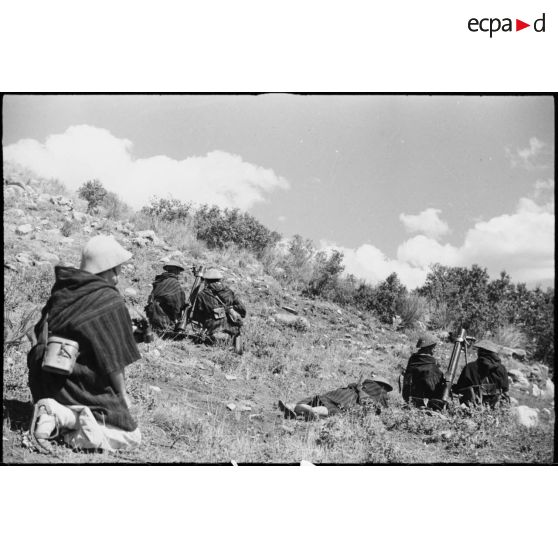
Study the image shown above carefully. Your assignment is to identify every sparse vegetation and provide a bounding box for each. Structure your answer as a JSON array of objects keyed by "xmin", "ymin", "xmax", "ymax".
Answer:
[
  {"xmin": 2, "ymin": 167, "xmax": 554, "ymax": 464},
  {"xmin": 78, "ymin": 179, "xmax": 107, "ymax": 214}
]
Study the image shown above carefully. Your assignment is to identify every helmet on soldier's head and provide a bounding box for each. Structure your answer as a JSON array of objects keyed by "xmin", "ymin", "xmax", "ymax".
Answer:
[
  {"xmin": 80, "ymin": 235, "xmax": 132, "ymax": 274},
  {"xmin": 163, "ymin": 260, "xmax": 185, "ymax": 272},
  {"xmin": 416, "ymin": 333, "xmax": 437, "ymax": 349},
  {"xmin": 366, "ymin": 376, "xmax": 393, "ymax": 392},
  {"xmin": 474, "ymin": 339, "xmax": 500, "ymax": 354},
  {"xmin": 204, "ymin": 268, "xmax": 223, "ymax": 281}
]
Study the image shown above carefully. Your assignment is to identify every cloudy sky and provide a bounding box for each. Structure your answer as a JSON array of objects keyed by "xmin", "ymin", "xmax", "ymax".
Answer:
[{"xmin": 3, "ymin": 94, "xmax": 554, "ymax": 289}]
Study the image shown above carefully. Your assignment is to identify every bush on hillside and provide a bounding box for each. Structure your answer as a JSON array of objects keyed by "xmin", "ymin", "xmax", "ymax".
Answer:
[
  {"xmin": 417, "ymin": 264, "xmax": 490, "ymax": 335},
  {"xmin": 141, "ymin": 197, "xmax": 193, "ymax": 221},
  {"xmin": 417, "ymin": 264, "xmax": 554, "ymax": 365},
  {"xmin": 370, "ymin": 273, "xmax": 408, "ymax": 324},
  {"xmin": 101, "ymin": 191, "xmax": 132, "ymax": 221},
  {"xmin": 60, "ymin": 219, "xmax": 80, "ymax": 237},
  {"xmin": 262, "ymin": 234, "xmax": 316, "ymax": 289},
  {"xmin": 303, "ymin": 250, "xmax": 345, "ymax": 299},
  {"xmin": 489, "ymin": 324, "xmax": 527, "ymax": 350},
  {"xmin": 396, "ymin": 294, "xmax": 428, "ymax": 328},
  {"xmin": 194, "ymin": 205, "xmax": 281, "ymax": 257},
  {"xmin": 78, "ymin": 179, "xmax": 107, "ymax": 214}
]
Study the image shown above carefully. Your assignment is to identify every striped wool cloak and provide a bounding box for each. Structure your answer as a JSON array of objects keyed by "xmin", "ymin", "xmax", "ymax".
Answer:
[
  {"xmin": 145, "ymin": 272, "xmax": 186, "ymax": 331},
  {"xmin": 28, "ymin": 266, "xmax": 141, "ymax": 431}
]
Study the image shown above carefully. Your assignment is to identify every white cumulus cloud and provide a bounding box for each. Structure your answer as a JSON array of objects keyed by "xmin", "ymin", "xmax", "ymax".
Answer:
[
  {"xmin": 323, "ymin": 186, "xmax": 554, "ymax": 289},
  {"xmin": 3, "ymin": 125, "xmax": 290, "ymax": 210},
  {"xmin": 505, "ymin": 137, "xmax": 551, "ymax": 169},
  {"xmin": 399, "ymin": 208, "xmax": 450, "ymax": 239},
  {"xmin": 319, "ymin": 240, "xmax": 429, "ymax": 290}
]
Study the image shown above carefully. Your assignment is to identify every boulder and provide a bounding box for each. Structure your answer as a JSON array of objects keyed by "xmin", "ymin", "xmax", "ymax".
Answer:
[
  {"xmin": 511, "ymin": 348, "xmax": 527, "ymax": 360},
  {"xmin": 274, "ymin": 313, "xmax": 309, "ymax": 331},
  {"xmin": 526, "ymin": 365, "xmax": 548, "ymax": 383},
  {"xmin": 508, "ymin": 369, "xmax": 529, "ymax": 386},
  {"xmin": 51, "ymin": 195, "xmax": 73, "ymax": 207},
  {"xmin": 7, "ymin": 208, "xmax": 25, "ymax": 218},
  {"xmin": 35, "ymin": 252, "xmax": 59, "ymax": 265},
  {"xmin": 532, "ymin": 385, "xmax": 542, "ymax": 398},
  {"xmin": 37, "ymin": 193, "xmax": 51, "ymax": 204},
  {"xmin": 133, "ymin": 237, "xmax": 149, "ymax": 247},
  {"xmin": 136, "ymin": 229, "xmax": 157, "ymax": 240},
  {"xmin": 511, "ymin": 406, "xmax": 539, "ymax": 428},
  {"xmin": 16, "ymin": 252, "xmax": 32, "ymax": 264},
  {"xmin": 35, "ymin": 261, "xmax": 54, "ymax": 270},
  {"xmin": 16, "ymin": 224, "xmax": 33, "ymax": 235},
  {"xmin": 542, "ymin": 379, "xmax": 554, "ymax": 401},
  {"xmin": 499, "ymin": 346, "xmax": 514, "ymax": 358},
  {"xmin": 124, "ymin": 287, "xmax": 138, "ymax": 297},
  {"xmin": 72, "ymin": 211, "xmax": 87, "ymax": 222}
]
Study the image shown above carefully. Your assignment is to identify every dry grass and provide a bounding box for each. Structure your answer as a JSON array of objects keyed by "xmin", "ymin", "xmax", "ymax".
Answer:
[
  {"xmin": 490, "ymin": 323, "xmax": 527, "ymax": 349},
  {"xmin": 2, "ymin": 165, "xmax": 554, "ymax": 464},
  {"xmin": 396, "ymin": 294, "xmax": 428, "ymax": 328}
]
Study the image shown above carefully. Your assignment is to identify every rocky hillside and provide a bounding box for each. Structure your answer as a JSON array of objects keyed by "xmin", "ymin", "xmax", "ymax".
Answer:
[{"xmin": 2, "ymin": 170, "xmax": 555, "ymax": 463}]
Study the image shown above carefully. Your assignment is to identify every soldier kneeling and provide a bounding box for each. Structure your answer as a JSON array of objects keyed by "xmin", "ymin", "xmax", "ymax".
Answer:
[{"xmin": 190, "ymin": 268, "xmax": 247, "ymax": 353}]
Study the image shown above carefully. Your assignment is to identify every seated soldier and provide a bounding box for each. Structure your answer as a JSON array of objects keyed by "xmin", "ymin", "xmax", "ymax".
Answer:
[
  {"xmin": 278, "ymin": 376, "xmax": 393, "ymax": 420},
  {"xmin": 145, "ymin": 261, "xmax": 187, "ymax": 335},
  {"xmin": 191, "ymin": 268, "xmax": 246, "ymax": 350},
  {"xmin": 402, "ymin": 334, "xmax": 446, "ymax": 411},
  {"xmin": 453, "ymin": 339, "xmax": 510, "ymax": 407},
  {"xmin": 27, "ymin": 235, "xmax": 142, "ymax": 453}
]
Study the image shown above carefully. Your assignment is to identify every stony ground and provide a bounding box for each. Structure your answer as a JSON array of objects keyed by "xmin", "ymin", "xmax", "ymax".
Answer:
[{"xmin": 3, "ymin": 169, "xmax": 555, "ymax": 463}]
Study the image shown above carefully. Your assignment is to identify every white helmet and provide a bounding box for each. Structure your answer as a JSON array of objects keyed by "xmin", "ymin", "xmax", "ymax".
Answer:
[{"xmin": 80, "ymin": 235, "xmax": 132, "ymax": 274}]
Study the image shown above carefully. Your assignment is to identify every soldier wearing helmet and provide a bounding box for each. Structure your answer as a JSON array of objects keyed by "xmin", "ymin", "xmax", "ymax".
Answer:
[
  {"xmin": 279, "ymin": 376, "xmax": 393, "ymax": 420},
  {"xmin": 190, "ymin": 267, "xmax": 247, "ymax": 351},
  {"xmin": 402, "ymin": 333, "xmax": 447, "ymax": 410},
  {"xmin": 453, "ymin": 339, "xmax": 510, "ymax": 407}
]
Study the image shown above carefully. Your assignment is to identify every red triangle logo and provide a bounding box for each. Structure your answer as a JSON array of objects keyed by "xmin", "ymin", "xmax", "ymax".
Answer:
[{"xmin": 516, "ymin": 19, "xmax": 530, "ymax": 31}]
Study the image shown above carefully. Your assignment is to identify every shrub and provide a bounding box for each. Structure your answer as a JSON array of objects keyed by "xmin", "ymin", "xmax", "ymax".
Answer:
[
  {"xmin": 417, "ymin": 264, "xmax": 490, "ymax": 335},
  {"xmin": 304, "ymin": 250, "xmax": 345, "ymax": 299},
  {"xmin": 141, "ymin": 197, "xmax": 193, "ymax": 221},
  {"xmin": 364, "ymin": 272, "xmax": 407, "ymax": 324},
  {"xmin": 194, "ymin": 205, "xmax": 281, "ymax": 257},
  {"xmin": 263, "ymin": 234, "xmax": 316, "ymax": 290},
  {"xmin": 101, "ymin": 191, "xmax": 132, "ymax": 221},
  {"xmin": 78, "ymin": 179, "xmax": 107, "ymax": 214},
  {"xmin": 489, "ymin": 324, "xmax": 527, "ymax": 349},
  {"xmin": 396, "ymin": 294, "xmax": 428, "ymax": 328},
  {"xmin": 60, "ymin": 219, "xmax": 80, "ymax": 237}
]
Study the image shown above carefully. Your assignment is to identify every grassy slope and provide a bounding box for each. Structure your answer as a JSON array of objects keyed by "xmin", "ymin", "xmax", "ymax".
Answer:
[{"xmin": 2, "ymin": 174, "xmax": 555, "ymax": 463}]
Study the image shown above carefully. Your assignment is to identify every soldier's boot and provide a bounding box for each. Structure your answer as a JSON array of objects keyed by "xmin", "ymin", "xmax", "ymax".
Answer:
[{"xmin": 30, "ymin": 398, "xmax": 78, "ymax": 453}]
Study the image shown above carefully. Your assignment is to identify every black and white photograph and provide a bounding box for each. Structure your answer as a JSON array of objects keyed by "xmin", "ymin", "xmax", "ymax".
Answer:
[{"xmin": 2, "ymin": 94, "xmax": 554, "ymax": 464}]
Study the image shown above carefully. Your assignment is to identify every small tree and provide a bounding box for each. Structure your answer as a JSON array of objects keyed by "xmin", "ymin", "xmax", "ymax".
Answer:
[
  {"xmin": 372, "ymin": 272, "xmax": 408, "ymax": 323},
  {"xmin": 78, "ymin": 179, "xmax": 107, "ymax": 214},
  {"xmin": 304, "ymin": 250, "xmax": 345, "ymax": 298}
]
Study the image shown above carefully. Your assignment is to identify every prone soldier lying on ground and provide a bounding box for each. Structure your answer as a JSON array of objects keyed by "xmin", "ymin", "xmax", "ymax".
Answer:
[{"xmin": 278, "ymin": 376, "xmax": 393, "ymax": 420}]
